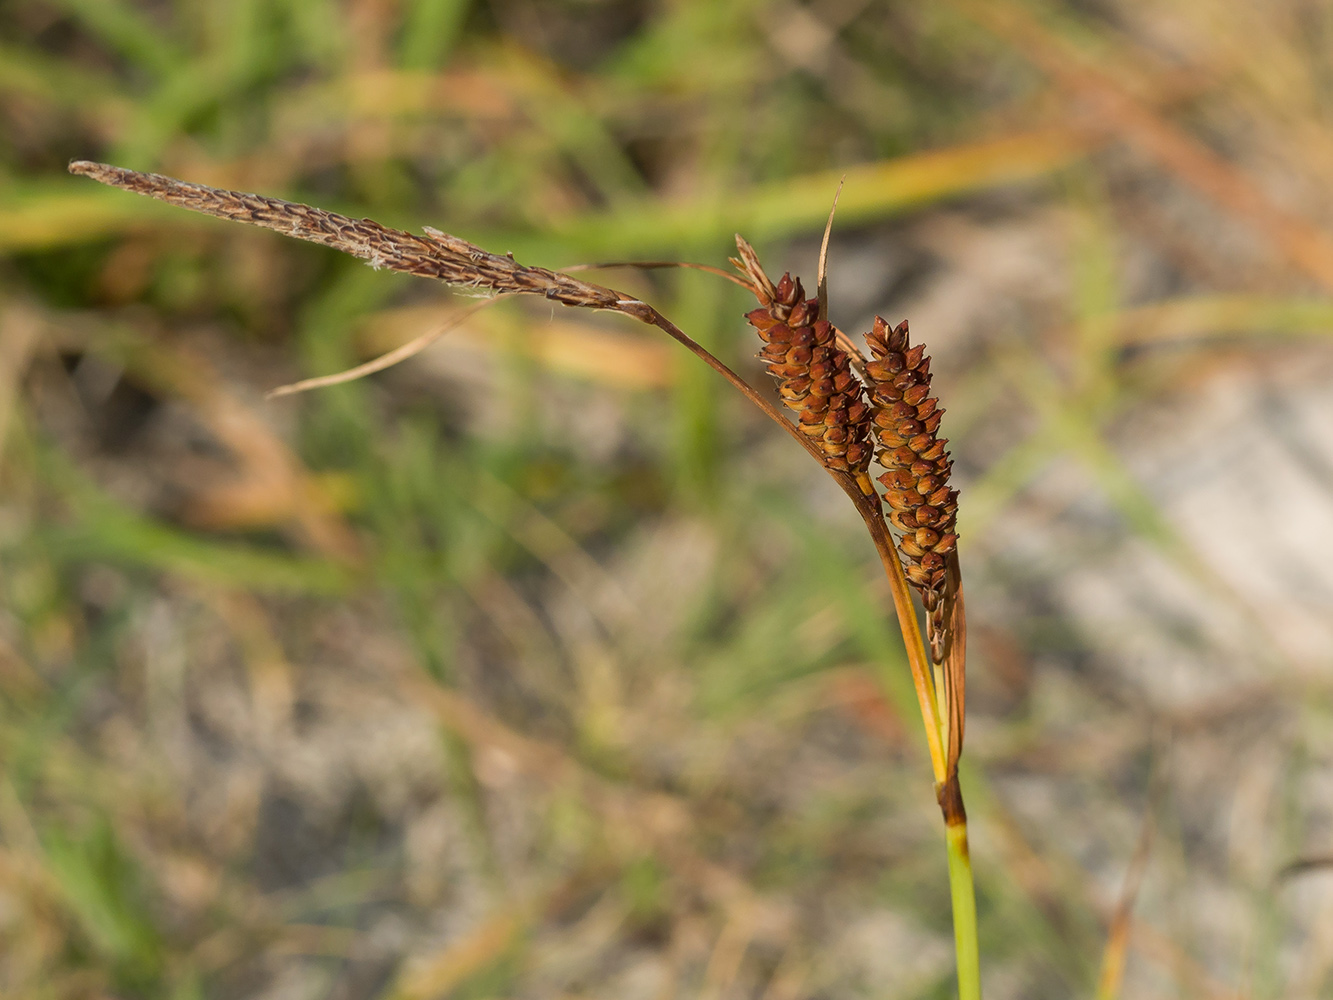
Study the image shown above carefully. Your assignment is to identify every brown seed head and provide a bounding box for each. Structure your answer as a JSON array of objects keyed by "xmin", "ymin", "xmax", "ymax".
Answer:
[
  {"xmin": 733, "ymin": 237, "xmax": 874, "ymax": 494},
  {"xmin": 864, "ymin": 316, "xmax": 959, "ymax": 660}
]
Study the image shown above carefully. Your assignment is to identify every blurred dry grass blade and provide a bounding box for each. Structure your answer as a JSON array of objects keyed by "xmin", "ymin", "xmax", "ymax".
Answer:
[
  {"xmin": 1276, "ymin": 854, "xmax": 1333, "ymax": 880},
  {"xmin": 561, "ymin": 259, "xmax": 753, "ymax": 290},
  {"xmin": 0, "ymin": 302, "xmax": 42, "ymax": 466},
  {"xmin": 393, "ymin": 908, "xmax": 526, "ymax": 1000},
  {"xmin": 394, "ymin": 667, "xmax": 756, "ymax": 911},
  {"xmin": 950, "ymin": 0, "xmax": 1333, "ymax": 292},
  {"xmin": 121, "ymin": 336, "xmax": 360, "ymax": 561},
  {"xmin": 1112, "ymin": 295, "xmax": 1333, "ymax": 347},
  {"xmin": 698, "ymin": 906, "xmax": 758, "ymax": 1000},
  {"xmin": 738, "ymin": 128, "xmax": 1093, "ymax": 239},
  {"xmin": 1094, "ymin": 795, "xmax": 1155, "ymax": 1000},
  {"xmin": 267, "ymin": 297, "xmax": 504, "ymax": 398},
  {"xmin": 356, "ymin": 304, "xmax": 676, "ymax": 389},
  {"xmin": 11, "ymin": 129, "xmax": 1095, "ymax": 256}
]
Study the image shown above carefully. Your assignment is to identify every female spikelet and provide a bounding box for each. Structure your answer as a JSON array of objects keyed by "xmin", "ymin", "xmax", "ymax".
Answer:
[
  {"xmin": 732, "ymin": 238, "xmax": 875, "ymax": 496},
  {"xmin": 863, "ymin": 316, "xmax": 959, "ymax": 663}
]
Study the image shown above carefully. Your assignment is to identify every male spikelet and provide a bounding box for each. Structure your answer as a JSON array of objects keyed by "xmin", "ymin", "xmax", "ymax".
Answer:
[
  {"xmin": 732, "ymin": 238, "xmax": 875, "ymax": 495},
  {"xmin": 863, "ymin": 316, "xmax": 959, "ymax": 663},
  {"xmin": 66, "ymin": 161, "xmax": 625, "ymax": 311}
]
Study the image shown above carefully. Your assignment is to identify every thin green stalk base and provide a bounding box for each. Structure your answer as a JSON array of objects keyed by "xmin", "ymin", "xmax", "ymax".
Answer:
[{"xmin": 946, "ymin": 821, "xmax": 981, "ymax": 1000}]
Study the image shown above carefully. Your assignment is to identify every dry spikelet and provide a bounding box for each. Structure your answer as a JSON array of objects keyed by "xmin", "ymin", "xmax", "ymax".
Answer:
[
  {"xmin": 863, "ymin": 316, "xmax": 959, "ymax": 663},
  {"xmin": 731, "ymin": 237, "xmax": 875, "ymax": 496}
]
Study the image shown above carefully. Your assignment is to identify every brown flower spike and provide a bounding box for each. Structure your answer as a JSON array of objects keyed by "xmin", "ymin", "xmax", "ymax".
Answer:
[
  {"xmin": 864, "ymin": 316, "xmax": 959, "ymax": 663},
  {"xmin": 732, "ymin": 238, "xmax": 875, "ymax": 496}
]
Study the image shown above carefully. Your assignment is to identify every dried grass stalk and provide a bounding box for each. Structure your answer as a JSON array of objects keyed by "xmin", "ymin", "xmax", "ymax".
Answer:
[
  {"xmin": 731, "ymin": 237, "xmax": 876, "ymax": 496},
  {"xmin": 863, "ymin": 316, "xmax": 960, "ymax": 664}
]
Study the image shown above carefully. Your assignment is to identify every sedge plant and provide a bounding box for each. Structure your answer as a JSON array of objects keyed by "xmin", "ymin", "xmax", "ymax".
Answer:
[{"xmin": 67, "ymin": 159, "xmax": 980, "ymax": 999}]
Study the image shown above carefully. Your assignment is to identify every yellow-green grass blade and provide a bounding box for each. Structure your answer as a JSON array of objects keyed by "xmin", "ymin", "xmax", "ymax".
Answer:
[
  {"xmin": 35, "ymin": 448, "xmax": 351, "ymax": 595},
  {"xmin": 6, "ymin": 129, "xmax": 1090, "ymax": 259},
  {"xmin": 42, "ymin": 0, "xmax": 185, "ymax": 78}
]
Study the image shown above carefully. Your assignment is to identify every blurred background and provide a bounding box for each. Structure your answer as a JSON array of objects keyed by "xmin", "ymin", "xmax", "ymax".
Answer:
[{"xmin": 4, "ymin": 0, "xmax": 1333, "ymax": 997}]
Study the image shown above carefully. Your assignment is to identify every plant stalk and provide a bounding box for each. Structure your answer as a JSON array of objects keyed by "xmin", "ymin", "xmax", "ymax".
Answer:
[{"xmin": 946, "ymin": 815, "xmax": 982, "ymax": 1000}]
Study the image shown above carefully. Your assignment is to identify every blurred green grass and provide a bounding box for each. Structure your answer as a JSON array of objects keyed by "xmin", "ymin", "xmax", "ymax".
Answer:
[{"xmin": 4, "ymin": 1, "xmax": 1333, "ymax": 998}]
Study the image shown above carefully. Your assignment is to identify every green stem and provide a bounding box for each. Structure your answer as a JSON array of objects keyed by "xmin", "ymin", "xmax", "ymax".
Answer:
[{"xmin": 946, "ymin": 819, "xmax": 982, "ymax": 1000}]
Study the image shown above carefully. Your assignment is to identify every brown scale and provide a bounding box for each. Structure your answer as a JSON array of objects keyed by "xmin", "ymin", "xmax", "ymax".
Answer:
[
  {"xmin": 732, "ymin": 239, "xmax": 875, "ymax": 495},
  {"xmin": 863, "ymin": 316, "xmax": 959, "ymax": 662}
]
